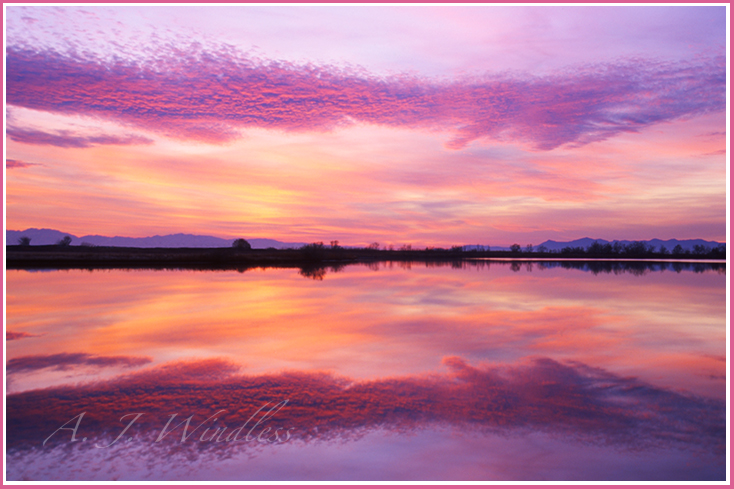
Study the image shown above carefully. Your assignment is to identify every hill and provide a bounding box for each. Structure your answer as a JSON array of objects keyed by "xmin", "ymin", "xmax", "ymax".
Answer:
[{"xmin": 6, "ymin": 229, "xmax": 306, "ymax": 249}]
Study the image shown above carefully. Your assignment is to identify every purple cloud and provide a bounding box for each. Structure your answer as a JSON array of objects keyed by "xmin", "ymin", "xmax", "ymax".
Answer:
[
  {"xmin": 5, "ymin": 331, "xmax": 40, "ymax": 340},
  {"xmin": 5, "ymin": 159, "xmax": 39, "ymax": 169},
  {"xmin": 6, "ymin": 126, "xmax": 153, "ymax": 148},
  {"xmin": 6, "ymin": 352, "xmax": 152, "ymax": 374},
  {"xmin": 5, "ymin": 46, "xmax": 725, "ymax": 149},
  {"xmin": 5, "ymin": 356, "xmax": 724, "ymax": 459}
]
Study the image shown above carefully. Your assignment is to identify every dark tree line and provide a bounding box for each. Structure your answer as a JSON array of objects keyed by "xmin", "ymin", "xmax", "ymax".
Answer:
[{"xmin": 548, "ymin": 240, "xmax": 725, "ymax": 258}]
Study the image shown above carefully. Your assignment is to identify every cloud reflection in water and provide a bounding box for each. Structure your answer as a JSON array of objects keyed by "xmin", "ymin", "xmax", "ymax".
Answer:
[{"xmin": 7, "ymin": 355, "xmax": 724, "ymax": 480}]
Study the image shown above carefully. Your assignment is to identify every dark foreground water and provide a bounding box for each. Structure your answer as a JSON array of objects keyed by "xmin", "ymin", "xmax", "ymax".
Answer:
[{"xmin": 5, "ymin": 261, "xmax": 727, "ymax": 481}]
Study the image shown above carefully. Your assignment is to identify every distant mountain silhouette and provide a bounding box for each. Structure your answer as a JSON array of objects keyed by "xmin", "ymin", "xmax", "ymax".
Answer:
[
  {"xmin": 6, "ymin": 228, "xmax": 306, "ymax": 249},
  {"xmin": 535, "ymin": 237, "xmax": 724, "ymax": 252},
  {"xmin": 6, "ymin": 229, "xmax": 724, "ymax": 252}
]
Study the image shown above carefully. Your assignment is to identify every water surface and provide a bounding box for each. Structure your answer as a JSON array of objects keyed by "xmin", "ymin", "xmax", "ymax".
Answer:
[{"xmin": 5, "ymin": 261, "xmax": 726, "ymax": 481}]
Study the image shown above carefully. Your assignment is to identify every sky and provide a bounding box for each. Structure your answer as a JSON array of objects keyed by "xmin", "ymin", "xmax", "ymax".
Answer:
[{"xmin": 4, "ymin": 5, "xmax": 728, "ymax": 247}]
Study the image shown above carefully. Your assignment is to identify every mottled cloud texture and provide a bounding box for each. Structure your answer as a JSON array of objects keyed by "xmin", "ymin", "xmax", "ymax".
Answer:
[
  {"xmin": 6, "ymin": 352, "xmax": 152, "ymax": 374},
  {"xmin": 6, "ymin": 357, "xmax": 724, "ymax": 457},
  {"xmin": 6, "ymin": 46, "xmax": 725, "ymax": 149}
]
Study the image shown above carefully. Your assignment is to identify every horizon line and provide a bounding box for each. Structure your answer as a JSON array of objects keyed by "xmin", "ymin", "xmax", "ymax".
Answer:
[{"xmin": 5, "ymin": 228, "xmax": 727, "ymax": 248}]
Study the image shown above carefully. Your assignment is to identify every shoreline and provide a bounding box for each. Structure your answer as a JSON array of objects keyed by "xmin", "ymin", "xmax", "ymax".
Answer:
[{"xmin": 5, "ymin": 245, "xmax": 726, "ymax": 270}]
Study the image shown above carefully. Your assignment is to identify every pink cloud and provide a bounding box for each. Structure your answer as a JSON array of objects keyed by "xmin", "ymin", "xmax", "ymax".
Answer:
[
  {"xmin": 6, "ymin": 126, "xmax": 153, "ymax": 148},
  {"xmin": 6, "ymin": 356, "xmax": 724, "ymax": 458},
  {"xmin": 6, "ymin": 352, "xmax": 152, "ymax": 374},
  {"xmin": 5, "ymin": 331, "xmax": 40, "ymax": 340},
  {"xmin": 6, "ymin": 46, "xmax": 725, "ymax": 149},
  {"xmin": 5, "ymin": 159, "xmax": 40, "ymax": 169}
]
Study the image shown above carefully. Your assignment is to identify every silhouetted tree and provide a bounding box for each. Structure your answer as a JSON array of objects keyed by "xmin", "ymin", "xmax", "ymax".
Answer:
[
  {"xmin": 586, "ymin": 241, "xmax": 605, "ymax": 255},
  {"xmin": 624, "ymin": 241, "xmax": 650, "ymax": 257},
  {"xmin": 56, "ymin": 236, "xmax": 72, "ymax": 247},
  {"xmin": 330, "ymin": 240, "xmax": 340, "ymax": 249},
  {"xmin": 368, "ymin": 242, "xmax": 380, "ymax": 250},
  {"xmin": 672, "ymin": 244, "xmax": 684, "ymax": 256},
  {"xmin": 525, "ymin": 244, "xmax": 533, "ymax": 253},
  {"xmin": 536, "ymin": 245, "xmax": 547, "ymax": 253},
  {"xmin": 232, "ymin": 238, "xmax": 251, "ymax": 250},
  {"xmin": 659, "ymin": 245, "xmax": 669, "ymax": 255},
  {"xmin": 561, "ymin": 246, "xmax": 585, "ymax": 254},
  {"xmin": 17, "ymin": 236, "xmax": 31, "ymax": 246},
  {"xmin": 301, "ymin": 242, "xmax": 326, "ymax": 260},
  {"xmin": 510, "ymin": 244, "xmax": 521, "ymax": 253}
]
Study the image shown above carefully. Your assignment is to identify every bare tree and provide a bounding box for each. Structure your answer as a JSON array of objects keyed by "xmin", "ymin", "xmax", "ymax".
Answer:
[{"xmin": 56, "ymin": 236, "xmax": 72, "ymax": 247}]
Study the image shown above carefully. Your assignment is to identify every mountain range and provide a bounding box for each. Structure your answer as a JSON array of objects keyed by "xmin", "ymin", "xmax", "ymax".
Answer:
[
  {"xmin": 5, "ymin": 229, "xmax": 724, "ymax": 252},
  {"xmin": 6, "ymin": 228, "xmax": 306, "ymax": 249},
  {"xmin": 533, "ymin": 237, "xmax": 724, "ymax": 252}
]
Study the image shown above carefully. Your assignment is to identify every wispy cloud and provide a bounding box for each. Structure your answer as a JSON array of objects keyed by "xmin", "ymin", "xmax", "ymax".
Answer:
[
  {"xmin": 6, "ymin": 126, "xmax": 153, "ymax": 148},
  {"xmin": 5, "ymin": 159, "xmax": 40, "ymax": 169},
  {"xmin": 6, "ymin": 46, "xmax": 725, "ymax": 150},
  {"xmin": 700, "ymin": 149, "xmax": 726, "ymax": 156},
  {"xmin": 6, "ymin": 352, "xmax": 152, "ymax": 374},
  {"xmin": 5, "ymin": 331, "xmax": 40, "ymax": 340}
]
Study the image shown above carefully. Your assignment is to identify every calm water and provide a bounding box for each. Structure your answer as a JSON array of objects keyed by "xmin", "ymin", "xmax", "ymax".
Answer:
[{"xmin": 5, "ymin": 261, "xmax": 727, "ymax": 481}]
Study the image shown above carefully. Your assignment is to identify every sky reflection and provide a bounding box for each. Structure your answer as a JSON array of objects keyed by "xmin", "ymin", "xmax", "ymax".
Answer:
[
  {"xmin": 6, "ymin": 355, "xmax": 725, "ymax": 480},
  {"xmin": 5, "ymin": 263, "xmax": 727, "ymax": 481},
  {"xmin": 6, "ymin": 263, "xmax": 725, "ymax": 397}
]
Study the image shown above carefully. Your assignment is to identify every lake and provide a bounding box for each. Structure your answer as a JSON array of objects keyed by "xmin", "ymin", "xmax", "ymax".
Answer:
[{"xmin": 5, "ymin": 260, "xmax": 727, "ymax": 481}]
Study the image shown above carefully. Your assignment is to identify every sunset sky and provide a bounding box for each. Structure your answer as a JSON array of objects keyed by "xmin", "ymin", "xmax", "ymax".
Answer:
[{"xmin": 4, "ymin": 5, "xmax": 728, "ymax": 247}]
